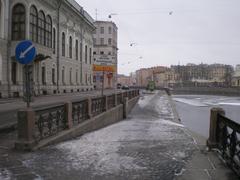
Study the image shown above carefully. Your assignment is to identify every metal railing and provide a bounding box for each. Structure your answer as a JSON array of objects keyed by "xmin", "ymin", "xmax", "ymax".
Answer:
[
  {"xmin": 117, "ymin": 93, "xmax": 122, "ymax": 105},
  {"xmin": 107, "ymin": 95, "xmax": 116, "ymax": 109},
  {"xmin": 72, "ymin": 99, "xmax": 89, "ymax": 125},
  {"xmin": 216, "ymin": 114, "xmax": 240, "ymax": 176},
  {"xmin": 91, "ymin": 96, "xmax": 106, "ymax": 117},
  {"xmin": 35, "ymin": 104, "xmax": 67, "ymax": 141},
  {"xmin": 16, "ymin": 89, "xmax": 140, "ymax": 150}
]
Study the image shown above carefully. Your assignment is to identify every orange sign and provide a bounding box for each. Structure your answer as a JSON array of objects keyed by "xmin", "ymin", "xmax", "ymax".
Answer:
[{"xmin": 93, "ymin": 65, "xmax": 116, "ymax": 72}]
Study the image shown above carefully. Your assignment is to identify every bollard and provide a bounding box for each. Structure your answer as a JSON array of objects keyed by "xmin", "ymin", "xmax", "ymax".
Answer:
[
  {"xmin": 123, "ymin": 97, "xmax": 129, "ymax": 119},
  {"xmin": 207, "ymin": 107, "xmax": 225, "ymax": 149},
  {"xmin": 15, "ymin": 108, "xmax": 36, "ymax": 151},
  {"xmin": 65, "ymin": 101, "xmax": 73, "ymax": 129}
]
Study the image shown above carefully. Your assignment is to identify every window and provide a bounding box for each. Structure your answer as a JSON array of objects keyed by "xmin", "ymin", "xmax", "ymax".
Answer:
[
  {"xmin": 62, "ymin": 32, "xmax": 65, "ymax": 56},
  {"xmin": 93, "ymin": 38, "xmax": 96, "ymax": 44},
  {"xmin": 93, "ymin": 51, "xmax": 96, "ymax": 55},
  {"xmin": 12, "ymin": 4, "xmax": 26, "ymax": 40},
  {"xmin": 108, "ymin": 52, "xmax": 112, "ymax": 55},
  {"xmin": 42, "ymin": 66, "xmax": 46, "ymax": 85},
  {"xmin": 100, "ymin": 51, "xmax": 104, "ymax": 55},
  {"xmin": 62, "ymin": 67, "xmax": 65, "ymax": 84},
  {"xmin": 76, "ymin": 71, "xmax": 78, "ymax": 84},
  {"xmin": 100, "ymin": 38, "xmax": 104, "ymax": 45},
  {"xmin": 11, "ymin": 62, "xmax": 17, "ymax": 85},
  {"xmin": 30, "ymin": 6, "xmax": 38, "ymax": 42},
  {"xmin": 108, "ymin": 38, "xmax": 112, "ymax": 45},
  {"xmin": 85, "ymin": 45, "xmax": 88, "ymax": 63},
  {"xmin": 46, "ymin": 15, "xmax": 52, "ymax": 48},
  {"xmin": 69, "ymin": 36, "xmax": 72, "ymax": 58},
  {"xmin": 70, "ymin": 68, "xmax": 72, "ymax": 84},
  {"xmin": 53, "ymin": 28, "xmax": 56, "ymax": 54},
  {"xmin": 38, "ymin": 11, "xmax": 45, "ymax": 45},
  {"xmin": 76, "ymin": 40, "xmax": 78, "ymax": 60},
  {"xmin": 52, "ymin": 68, "xmax": 55, "ymax": 84},
  {"xmin": 85, "ymin": 73, "xmax": 88, "ymax": 84},
  {"xmin": 89, "ymin": 48, "xmax": 92, "ymax": 64},
  {"xmin": 100, "ymin": 27, "xmax": 104, "ymax": 34},
  {"xmin": 80, "ymin": 42, "xmax": 82, "ymax": 61},
  {"xmin": 108, "ymin": 26, "xmax": 112, "ymax": 34}
]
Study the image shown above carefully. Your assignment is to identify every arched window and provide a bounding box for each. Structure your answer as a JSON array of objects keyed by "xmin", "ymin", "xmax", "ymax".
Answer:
[
  {"xmin": 75, "ymin": 40, "xmax": 78, "ymax": 60},
  {"xmin": 69, "ymin": 36, "xmax": 72, "ymax": 58},
  {"xmin": 70, "ymin": 68, "xmax": 72, "ymax": 84},
  {"xmin": 62, "ymin": 67, "xmax": 65, "ymax": 84},
  {"xmin": 76, "ymin": 70, "xmax": 78, "ymax": 84},
  {"xmin": 85, "ymin": 45, "xmax": 88, "ymax": 63},
  {"xmin": 52, "ymin": 67, "xmax": 55, "ymax": 84},
  {"xmin": 12, "ymin": 4, "xmax": 26, "ymax": 40},
  {"xmin": 38, "ymin": 11, "xmax": 45, "ymax": 45},
  {"xmin": 30, "ymin": 5, "xmax": 38, "ymax": 42},
  {"xmin": 53, "ymin": 28, "xmax": 56, "ymax": 54},
  {"xmin": 62, "ymin": 32, "xmax": 65, "ymax": 56},
  {"xmin": 89, "ymin": 47, "xmax": 92, "ymax": 64},
  {"xmin": 46, "ymin": 15, "xmax": 52, "ymax": 48}
]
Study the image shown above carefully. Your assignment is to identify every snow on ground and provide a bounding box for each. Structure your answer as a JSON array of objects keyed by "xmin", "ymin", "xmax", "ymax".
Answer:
[
  {"xmin": 20, "ymin": 91, "xmax": 195, "ymax": 179},
  {"xmin": 0, "ymin": 169, "xmax": 12, "ymax": 180}
]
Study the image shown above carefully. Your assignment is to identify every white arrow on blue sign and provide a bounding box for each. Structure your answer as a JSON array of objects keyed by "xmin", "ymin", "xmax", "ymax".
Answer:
[{"xmin": 15, "ymin": 40, "xmax": 36, "ymax": 65}]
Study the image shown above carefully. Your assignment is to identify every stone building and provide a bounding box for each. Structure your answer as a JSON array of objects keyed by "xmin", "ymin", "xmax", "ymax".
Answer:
[
  {"xmin": 232, "ymin": 65, "xmax": 240, "ymax": 87},
  {"xmin": 93, "ymin": 21, "xmax": 118, "ymax": 89},
  {"xmin": 0, "ymin": 0, "xmax": 95, "ymax": 98}
]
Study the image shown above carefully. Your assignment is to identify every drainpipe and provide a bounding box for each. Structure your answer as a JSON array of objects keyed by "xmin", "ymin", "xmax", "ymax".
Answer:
[
  {"xmin": 56, "ymin": 0, "xmax": 63, "ymax": 93},
  {"xmin": 6, "ymin": 0, "xmax": 11, "ymax": 97}
]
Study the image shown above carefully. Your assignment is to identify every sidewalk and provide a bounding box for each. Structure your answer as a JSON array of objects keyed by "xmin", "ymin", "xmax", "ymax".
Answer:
[{"xmin": 0, "ymin": 90, "xmax": 238, "ymax": 180}]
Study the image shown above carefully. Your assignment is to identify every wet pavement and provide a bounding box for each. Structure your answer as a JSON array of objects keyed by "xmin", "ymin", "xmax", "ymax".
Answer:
[{"xmin": 0, "ymin": 91, "xmax": 238, "ymax": 180}]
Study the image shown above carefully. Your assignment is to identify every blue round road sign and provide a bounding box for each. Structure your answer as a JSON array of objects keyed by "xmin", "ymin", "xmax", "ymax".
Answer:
[{"xmin": 15, "ymin": 40, "xmax": 36, "ymax": 65}]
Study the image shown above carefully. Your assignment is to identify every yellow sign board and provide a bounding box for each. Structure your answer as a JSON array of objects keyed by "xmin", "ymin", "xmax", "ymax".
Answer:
[{"xmin": 93, "ymin": 65, "xmax": 116, "ymax": 72}]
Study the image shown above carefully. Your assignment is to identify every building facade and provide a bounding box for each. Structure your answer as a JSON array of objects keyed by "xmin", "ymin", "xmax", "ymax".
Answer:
[
  {"xmin": 232, "ymin": 65, "xmax": 240, "ymax": 87},
  {"xmin": 0, "ymin": 0, "xmax": 95, "ymax": 98},
  {"xmin": 93, "ymin": 21, "xmax": 118, "ymax": 89}
]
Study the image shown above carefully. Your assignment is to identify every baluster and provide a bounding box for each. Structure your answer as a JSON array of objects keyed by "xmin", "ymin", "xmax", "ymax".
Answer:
[{"xmin": 230, "ymin": 131, "xmax": 237, "ymax": 160}]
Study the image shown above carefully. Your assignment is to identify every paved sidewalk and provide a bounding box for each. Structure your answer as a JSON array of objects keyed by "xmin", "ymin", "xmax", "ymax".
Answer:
[
  {"xmin": 0, "ymin": 89, "xmax": 122, "ymax": 131},
  {"xmin": 0, "ymin": 91, "xmax": 237, "ymax": 180}
]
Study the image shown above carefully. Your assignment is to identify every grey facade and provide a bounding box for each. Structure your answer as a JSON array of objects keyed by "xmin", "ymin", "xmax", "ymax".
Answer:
[
  {"xmin": 93, "ymin": 21, "xmax": 118, "ymax": 89},
  {"xmin": 0, "ymin": 0, "xmax": 95, "ymax": 98}
]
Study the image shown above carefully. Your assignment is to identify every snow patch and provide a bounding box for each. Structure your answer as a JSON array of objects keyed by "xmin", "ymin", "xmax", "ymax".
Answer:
[{"xmin": 0, "ymin": 169, "xmax": 12, "ymax": 180}]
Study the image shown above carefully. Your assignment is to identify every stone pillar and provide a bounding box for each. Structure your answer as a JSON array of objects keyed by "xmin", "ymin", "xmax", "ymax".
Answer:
[
  {"xmin": 65, "ymin": 102, "xmax": 73, "ymax": 129},
  {"xmin": 15, "ymin": 108, "xmax": 36, "ymax": 151},
  {"xmin": 88, "ymin": 97, "xmax": 92, "ymax": 118},
  {"xmin": 207, "ymin": 107, "xmax": 225, "ymax": 149},
  {"xmin": 123, "ymin": 97, "xmax": 129, "ymax": 119}
]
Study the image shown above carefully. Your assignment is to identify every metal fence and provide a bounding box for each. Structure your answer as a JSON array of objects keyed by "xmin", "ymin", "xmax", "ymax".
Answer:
[
  {"xmin": 216, "ymin": 114, "xmax": 240, "ymax": 176},
  {"xmin": 91, "ymin": 96, "xmax": 106, "ymax": 117},
  {"xmin": 107, "ymin": 95, "xmax": 116, "ymax": 110},
  {"xmin": 19, "ymin": 90, "xmax": 139, "ymax": 145},
  {"xmin": 72, "ymin": 99, "xmax": 89, "ymax": 125},
  {"xmin": 35, "ymin": 104, "xmax": 67, "ymax": 141}
]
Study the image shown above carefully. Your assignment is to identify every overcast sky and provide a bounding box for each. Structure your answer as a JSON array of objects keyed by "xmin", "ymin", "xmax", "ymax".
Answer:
[{"xmin": 78, "ymin": 0, "xmax": 240, "ymax": 75}]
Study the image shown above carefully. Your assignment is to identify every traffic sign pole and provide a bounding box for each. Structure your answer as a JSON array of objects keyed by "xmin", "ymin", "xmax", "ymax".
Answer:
[{"xmin": 15, "ymin": 40, "xmax": 36, "ymax": 108}]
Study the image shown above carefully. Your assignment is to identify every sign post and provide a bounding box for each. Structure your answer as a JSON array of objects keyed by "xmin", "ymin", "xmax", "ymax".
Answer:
[{"xmin": 15, "ymin": 40, "xmax": 36, "ymax": 108}]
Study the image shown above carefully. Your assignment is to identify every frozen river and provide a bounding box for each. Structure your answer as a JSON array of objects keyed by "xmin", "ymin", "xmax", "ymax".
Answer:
[{"xmin": 173, "ymin": 95, "xmax": 240, "ymax": 138}]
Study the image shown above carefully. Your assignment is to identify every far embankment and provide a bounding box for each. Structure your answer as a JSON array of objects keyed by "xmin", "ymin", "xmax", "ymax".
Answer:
[{"xmin": 172, "ymin": 86, "xmax": 240, "ymax": 96}]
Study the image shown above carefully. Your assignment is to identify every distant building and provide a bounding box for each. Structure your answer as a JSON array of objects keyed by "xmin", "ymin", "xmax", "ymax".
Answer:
[
  {"xmin": 93, "ymin": 21, "xmax": 118, "ymax": 89},
  {"xmin": 232, "ymin": 65, "xmax": 240, "ymax": 87},
  {"xmin": 117, "ymin": 74, "xmax": 136, "ymax": 86},
  {"xmin": 0, "ymin": 0, "xmax": 95, "ymax": 98}
]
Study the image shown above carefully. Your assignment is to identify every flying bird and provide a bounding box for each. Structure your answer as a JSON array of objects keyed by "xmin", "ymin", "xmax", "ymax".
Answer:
[{"xmin": 169, "ymin": 11, "xmax": 173, "ymax": 15}]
